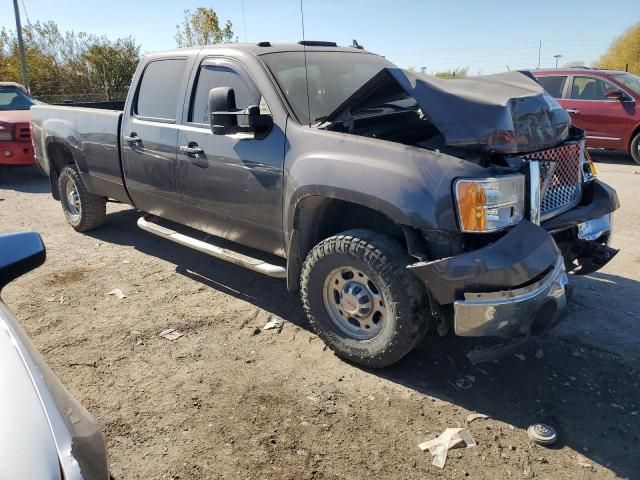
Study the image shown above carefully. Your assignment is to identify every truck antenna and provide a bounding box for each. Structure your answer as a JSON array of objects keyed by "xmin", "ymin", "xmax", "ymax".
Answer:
[{"xmin": 300, "ymin": 0, "xmax": 311, "ymax": 125}]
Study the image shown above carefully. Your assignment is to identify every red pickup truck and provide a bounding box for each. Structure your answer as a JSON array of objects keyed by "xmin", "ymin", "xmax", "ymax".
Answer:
[
  {"xmin": 532, "ymin": 68, "xmax": 640, "ymax": 165},
  {"xmin": 0, "ymin": 82, "xmax": 36, "ymax": 168}
]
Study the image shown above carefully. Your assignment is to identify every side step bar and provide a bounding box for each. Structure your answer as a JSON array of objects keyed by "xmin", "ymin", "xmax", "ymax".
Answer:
[{"xmin": 137, "ymin": 216, "xmax": 286, "ymax": 279}]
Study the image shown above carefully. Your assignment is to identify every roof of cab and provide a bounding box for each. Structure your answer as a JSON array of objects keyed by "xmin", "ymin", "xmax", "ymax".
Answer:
[{"xmin": 144, "ymin": 42, "xmax": 376, "ymax": 59}]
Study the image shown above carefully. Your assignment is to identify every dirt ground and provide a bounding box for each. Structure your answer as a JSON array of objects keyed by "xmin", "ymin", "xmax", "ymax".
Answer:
[{"xmin": 1, "ymin": 151, "xmax": 639, "ymax": 480}]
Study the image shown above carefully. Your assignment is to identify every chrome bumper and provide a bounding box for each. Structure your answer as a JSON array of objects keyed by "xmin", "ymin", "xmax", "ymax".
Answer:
[{"xmin": 454, "ymin": 256, "xmax": 568, "ymax": 338}]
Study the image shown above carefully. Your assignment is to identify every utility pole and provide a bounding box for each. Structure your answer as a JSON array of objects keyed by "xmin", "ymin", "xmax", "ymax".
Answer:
[
  {"xmin": 553, "ymin": 54, "xmax": 562, "ymax": 69},
  {"xmin": 537, "ymin": 40, "xmax": 541, "ymax": 69},
  {"xmin": 13, "ymin": 0, "xmax": 29, "ymax": 90}
]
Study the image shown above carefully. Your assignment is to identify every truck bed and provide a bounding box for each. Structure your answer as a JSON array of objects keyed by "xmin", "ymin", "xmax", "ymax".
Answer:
[{"xmin": 31, "ymin": 104, "xmax": 131, "ymax": 204}]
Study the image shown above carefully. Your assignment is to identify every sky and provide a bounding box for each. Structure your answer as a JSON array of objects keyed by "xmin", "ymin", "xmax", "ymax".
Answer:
[{"xmin": 1, "ymin": 0, "xmax": 638, "ymax": 74}]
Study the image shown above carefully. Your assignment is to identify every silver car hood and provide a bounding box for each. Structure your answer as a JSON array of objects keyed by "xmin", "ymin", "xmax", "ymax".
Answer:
[{"xmin": 0, "ymin": 307, "xmax": 61, "ymax": 480}]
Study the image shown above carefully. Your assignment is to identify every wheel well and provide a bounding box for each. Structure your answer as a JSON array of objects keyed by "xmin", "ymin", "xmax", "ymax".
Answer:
[
  {"xmin": 629, "ymin": 123, "xmax": 640, "ymax": 152},
  {"xmin": 287, "ymin": 197, "xmax": 409, "ymax": 291},
  {"xmin": 46, "ymin": 142, "xmax": 75, "ymax": 200}
]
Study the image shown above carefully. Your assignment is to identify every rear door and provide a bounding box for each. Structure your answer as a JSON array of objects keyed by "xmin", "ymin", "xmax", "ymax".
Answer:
[
  {"xmin": 561, "ymin": 75, "xmax": 631, "ymax": 150},
  {"xmin": 176, "ymin": 57, "xmax": 286, "ymax": 255},
  {"xmin": 121, "ymin": 57, "xmax": 190, "ymax": 224}
]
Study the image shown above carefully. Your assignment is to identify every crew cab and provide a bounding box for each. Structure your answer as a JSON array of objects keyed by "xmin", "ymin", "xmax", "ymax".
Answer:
[
  {"xmin": 31, "ymin": 43, "xmax": 619, "ymax": 367},
  {"xmin": 0, "ymin": 82, "xmax": 36, "ymax": 169},
  {"xmin": 532, "ymin": 68, "xmax": 640, "ymax": 165}
]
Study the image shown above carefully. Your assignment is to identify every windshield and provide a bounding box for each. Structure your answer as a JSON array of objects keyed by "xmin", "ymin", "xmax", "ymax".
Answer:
[
  {"xmin": 260, "ymin": 51, "xmax": 394, "ymax": 124},
  {"xmin": 611, "ymin": 73, "xmax": 640, "ymax": 96},
  {"xmin": 0, "ymin": 86, "xmax": 35, "ymax": 111}
]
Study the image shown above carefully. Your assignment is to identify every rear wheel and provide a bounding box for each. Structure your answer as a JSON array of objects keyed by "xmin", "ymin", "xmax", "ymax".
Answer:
[
  {"xmin": 58, "ymin": 165, "xmax": 106, "ymax": 231},
  {"xmin": 630, "ymin": 133, "xmax": 640, "ymax": 165},
  {"xmin": 300, "ymin": 229, "xmax": 430, "ymax": 368}
]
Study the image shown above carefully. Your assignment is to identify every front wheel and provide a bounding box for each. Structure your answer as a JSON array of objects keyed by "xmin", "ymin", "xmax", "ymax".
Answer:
[
  {"xmin": 58, "ymin": 165, "xmax": 106, "ymax": 232},
  {"xmin": 630, "ymin": 133, "xmax": 640, "ymax": 165},
  {"xmin": 300, "ymin": 229, "xmax": 430, "ymax": 368}
]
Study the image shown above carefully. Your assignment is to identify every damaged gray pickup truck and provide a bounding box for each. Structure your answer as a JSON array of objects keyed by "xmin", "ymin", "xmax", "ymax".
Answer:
[{"xmin": 31, "ymin": 42, "xmax": 619, "ymax": 367}]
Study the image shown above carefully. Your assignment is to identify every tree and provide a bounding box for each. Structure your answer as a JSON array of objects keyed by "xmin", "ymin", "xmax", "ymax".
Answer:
[
  {"xmin": 595, "ymin": 22, "xmax": 640, "ymax": 74},
  {"xmin": 434, "ymin": 67, "xmax": 469, "ymax": 78},
  {"xmin": 0, "ymin": 21, "xmax": 140, "ymax": 102},
  {"xmin": 175, "ymin": 7, "xmax": 233, "ymax": 47}
]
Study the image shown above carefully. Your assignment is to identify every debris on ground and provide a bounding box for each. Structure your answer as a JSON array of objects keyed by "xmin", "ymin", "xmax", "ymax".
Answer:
[
  {"xmin": 159, "ymin": 328, "xmax": 183, "ymax": 341},
  {"xmin": 515, "ymin": 353, "xmax": 526, "ymax": 361},
  {"xmin": 527, "ymin": 423, "xmax": 558, "ymax": 446},
  {"xmin": 107, "ymin": 288, "xmax": 127, "ymax": 299},
  {"xmin": 466, "ymin": 413, "xmax": 489, "ymax": 424},
  {"xmin": 263, "ymin": 317, "xmax": 284, "ymax": 331},
  {"xmin": 535, "ymin": 348, "xmax": 544, "ymax": 359},
  {"xmin": 418, "ymin": 428, "xmax": 476, "ymax": 469}
]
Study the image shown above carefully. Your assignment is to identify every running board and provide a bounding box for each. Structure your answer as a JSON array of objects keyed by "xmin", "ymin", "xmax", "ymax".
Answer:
[{"xmin": 137, "ymin": 216, "xmax": 286, "ymax": 279}]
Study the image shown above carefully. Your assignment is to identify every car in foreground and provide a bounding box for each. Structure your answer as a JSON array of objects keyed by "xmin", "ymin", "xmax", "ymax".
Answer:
[
  {"xmin": 532, "ymin": 68, "xmax": 640, "ymax": 165},
  {"xmin": 31, "ymin": 42, "xmax": 619, "ymax": 367},
  {"xmin": 0, "ymin": 231, "xmax": 109, "ymax": 479},
  {"xmin": 0, "ymin": 82, "xmax": 37, "ymax": 169}
]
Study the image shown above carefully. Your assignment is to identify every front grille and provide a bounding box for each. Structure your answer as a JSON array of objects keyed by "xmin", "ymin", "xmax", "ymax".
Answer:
[
  {"xmin": 523, "ymin": 143, "xmax": 582, "ymax": 220},
  {"xmin": 15, "ymin": 123, "xmax": 31, "ymax": 142}
]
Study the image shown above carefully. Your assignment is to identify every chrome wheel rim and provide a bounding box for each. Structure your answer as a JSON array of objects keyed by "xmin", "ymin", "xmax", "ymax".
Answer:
[
  {"xmin": 322, "ymin": 266, "xmax": 387, "ymax": 340},
  {"xmin": 64, "ymin": 179, "xmax": 81, "ymax": 219}
]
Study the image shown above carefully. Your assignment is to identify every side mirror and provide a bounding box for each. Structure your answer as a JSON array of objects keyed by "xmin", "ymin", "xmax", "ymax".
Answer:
[
  {"xmin": 605, "ymin": 88, "xmax": 624, "ymax": 100},
  {"xmin": 209, "ymin": 87, "xmax": 238, "ymax": 135},
  {"xmin": 0, "ymin": 232, "xmax": 46, "ymax": 289},
  {"xmin": 209, "ymin": 87, "xmax": 273, "ymax": 136}
]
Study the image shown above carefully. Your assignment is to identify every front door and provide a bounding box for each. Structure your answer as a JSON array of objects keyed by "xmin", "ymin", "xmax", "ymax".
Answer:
[
  {"xmin": 176, "ymin": 58, "xmax": 285, "ymax": 256},
  {"xmin": 561, "ymin": 75, "xmax": 633, "ymax": 150},
  {"xmin": 121, "ymin": 57, "xmax": 189, "ymax": 224}
]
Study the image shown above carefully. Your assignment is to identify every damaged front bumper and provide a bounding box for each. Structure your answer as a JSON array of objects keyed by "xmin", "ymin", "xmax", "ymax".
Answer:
[{"xmin": 453, "ymin": 256, "xmax": 568, "ymax": 337}]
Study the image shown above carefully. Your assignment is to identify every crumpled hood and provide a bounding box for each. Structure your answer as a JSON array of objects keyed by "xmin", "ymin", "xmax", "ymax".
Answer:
[{"xmin": 324, "ymin": 68, "xmax": 571, "ymax": 154}]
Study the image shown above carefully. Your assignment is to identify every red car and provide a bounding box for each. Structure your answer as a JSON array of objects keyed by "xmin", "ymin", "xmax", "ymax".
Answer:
[
  {"xmin": 532, "ymin": 68, "xmax": 640, "ymax": 165},
  {"xmin": 0, "ymin": 82, "xmax": 36, "ymax": 168}
]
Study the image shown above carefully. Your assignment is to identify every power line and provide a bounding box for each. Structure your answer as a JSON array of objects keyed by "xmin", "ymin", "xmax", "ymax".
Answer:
[{"xmin": 20, "ymin": 0, "xmax": 31, "ymax": 26}]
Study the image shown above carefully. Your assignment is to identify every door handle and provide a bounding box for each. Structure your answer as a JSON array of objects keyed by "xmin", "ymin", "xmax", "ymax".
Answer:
[
  {"xmin": 124, "ymin": 134, "xmax": 142, "ymax": 143},
  {"xmin": 566, "ymin": 109, "xmax": 580, "ymax": 114},
  {"xmin": 180, "ymin": 144, "xmax": 204, "ymax": 155}
]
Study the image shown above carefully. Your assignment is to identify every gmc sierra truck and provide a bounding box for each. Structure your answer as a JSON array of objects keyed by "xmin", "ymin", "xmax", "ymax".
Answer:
[{"xmin": 31, "ymin": 42, "xmax": 619, "ymax": 367}]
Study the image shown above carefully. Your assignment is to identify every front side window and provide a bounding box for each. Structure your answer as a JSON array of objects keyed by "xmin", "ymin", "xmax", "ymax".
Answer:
[
  {"xmin": 0, "ymin": 86, "xmax": 35, "ymax": 111},
  {"xmin": 536, "ymin": 76, "xmax": 567, "ymax": 98},
  {"xmin": 135, "ymin": 59, "xmax": 186, "ymax": 120},
  {"xmin": 261, "ymin": 51, "xmax": 394, "ymax": 124},
  {"xmin": 189, "ymin": 64, "xmax": 260, "ymax": 124},
  {"xmin": 570, "ymin": 76, "xmax": 610, "ymax": 100}
]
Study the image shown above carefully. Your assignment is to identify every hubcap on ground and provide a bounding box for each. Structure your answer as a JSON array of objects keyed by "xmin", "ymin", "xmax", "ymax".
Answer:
[
  {"xmin": 64, "ymin": 180, "xmax": 81, "ymax": 219},
  {"xmin": 322, "ymin": 267, "xmax": 387, "ymax": 340}
]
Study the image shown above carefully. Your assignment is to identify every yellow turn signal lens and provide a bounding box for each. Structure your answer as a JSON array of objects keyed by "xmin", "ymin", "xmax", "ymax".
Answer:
[
  {"xmin": 456, "ymin": 181, "xmax": 487, "ymax": 232},
  {"xmin": 584, "ymin": 149, "xmax": 597, "ymax": 177}
]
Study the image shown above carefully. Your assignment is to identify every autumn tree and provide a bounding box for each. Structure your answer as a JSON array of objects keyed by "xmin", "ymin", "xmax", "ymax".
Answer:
[
  {"xmin": 595, "ymin": 22, "xmax": 640, "ymax": 74},
  {"xmin": 0, "ymin": 21, "xmax": 140, "ymax": 102},
  {"xmin": 175, "ymin": 7, "xmax": 234, "ymax": 47}
]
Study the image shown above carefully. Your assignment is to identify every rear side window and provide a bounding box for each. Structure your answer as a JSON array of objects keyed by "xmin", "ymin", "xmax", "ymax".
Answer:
[
  {"xmin": 570, "ymin": 76, "xmax": 609, "ymax": 100},
  {"xmin": 136, "ymin": 59, "xmax": 186, "ymax": 120},
  {"xmin": 189, "ymin": 64, "xmax": 260, "ymax": 124},
  {"xmin": 536, "ymin": 76, "xmax": 567, "ymax": 98}
]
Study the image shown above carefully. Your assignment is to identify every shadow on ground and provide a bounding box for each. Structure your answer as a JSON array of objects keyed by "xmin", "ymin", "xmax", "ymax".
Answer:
[
  {"xmin": 588, "ymin": 149, "xmax": 637, "ymax": 166},
  {"xmin": 0, "ymin": 165, "xmax": 51, "ymax": 194},
  {"xmin": 87, "ymin": 206, "xmax": 640, "ymax": 479}
]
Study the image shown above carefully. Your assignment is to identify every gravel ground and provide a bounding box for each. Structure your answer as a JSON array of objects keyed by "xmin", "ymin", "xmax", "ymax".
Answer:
[{"xmin": 1, "ymin": 151, "xmax": 639, "ymax": 480}]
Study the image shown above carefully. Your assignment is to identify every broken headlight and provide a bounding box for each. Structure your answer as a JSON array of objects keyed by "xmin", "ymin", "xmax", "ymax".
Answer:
[{"xmin": 454, "ymin": 174, "xmax": 525, "ymax": 232}]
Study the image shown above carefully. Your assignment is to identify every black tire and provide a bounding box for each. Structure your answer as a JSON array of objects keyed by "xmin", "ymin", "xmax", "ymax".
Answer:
[
  {"xmin": 58, "ymin": 165, "xmax": 106, "ymax": 232},
  {"xmin": 300, "ymin": 229, "xmax": 429, "ymax": 368},
  {"xmin": 630, "ymin": 133, "xmax": 640, "ymax": 165}
]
